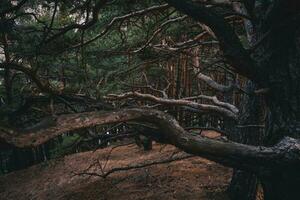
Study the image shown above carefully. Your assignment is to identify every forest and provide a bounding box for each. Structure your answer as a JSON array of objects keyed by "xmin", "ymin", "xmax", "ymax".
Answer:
[{"xmin": 0, "ymin": 0, "xmax": 300, "ymax": 200}]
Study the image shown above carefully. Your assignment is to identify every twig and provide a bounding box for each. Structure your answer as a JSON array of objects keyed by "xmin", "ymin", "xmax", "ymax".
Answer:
[{"xmin": 74, "ymin": 153, "xmax": 194, "ymax": 179}]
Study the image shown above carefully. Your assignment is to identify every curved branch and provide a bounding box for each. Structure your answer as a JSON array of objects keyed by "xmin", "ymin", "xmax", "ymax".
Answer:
[
  {"xmin": 165, "ymin": 0, "xmax": 263, "ymax": 82},
  {"xmin": 133, "ymin": 15, "xmax": 188, "ymax": 53},
  {"xmin": 0, "ymin": 108, "xmax": 299, "ymax": 173},
  {"xmin": 45, "ymin": 0, "xmax": 108, "ymax": 43},
  {"xmin": 183, "ymin": 95, "xmax": 239, "ymax": 114},
  {"xmin": 68, "ymin": 4, "xmax": 170, "ymax": 50},
  {"xmin": 195, "ymin": 70, "xmax": 235, "ymax": 92},
  {"xmin": 191, "ymin": 44, "xmax": 235, "ymax": 93}
]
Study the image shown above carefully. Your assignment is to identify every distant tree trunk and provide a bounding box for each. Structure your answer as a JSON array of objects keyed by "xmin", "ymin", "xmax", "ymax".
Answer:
[
  {"xmin": 0, "ymin": 153, "xmax": 3, "ymax": 174},
  {"xmin": 1, "ymin": 32, "xmax": 13, "ymax": 104},
  {"xmin": 8, "ymin": 148, "xmax": 34, "ymax": 171},
  {"xmin": 135, "ymin": 135, "xmax": 153, "ymax": 151}
]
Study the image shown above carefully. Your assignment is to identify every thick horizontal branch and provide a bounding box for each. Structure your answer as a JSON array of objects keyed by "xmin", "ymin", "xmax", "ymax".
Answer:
[{"xmin": 0, "ymin": 108, "xmax": 299, "ymax": 173}]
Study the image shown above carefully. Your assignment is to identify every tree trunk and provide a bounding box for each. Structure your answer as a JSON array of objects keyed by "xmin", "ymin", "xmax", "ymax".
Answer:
[
  {"xmin": 228, "ymin": 3, "xmax": 300, "ymax": 199},
  {"xmin": 1, "ymin": 32, "xmax": 13, "ymax": 104},
  {"xmin": 253, "ymin": 8, "xmax": 300, "ymax": 199},
  {"xmin": 228, "ymin": 82, "xmax": 265, "ymax": 200},
  {"xmin": 229, "ymin": 171, "xmax": 258, "ymax": 200}
]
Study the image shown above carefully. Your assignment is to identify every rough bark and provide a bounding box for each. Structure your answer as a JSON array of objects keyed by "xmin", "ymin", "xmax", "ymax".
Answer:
[
  {"xmin": 228, "ymin": 3, "xmax": 264, "ymax": 199},
  {"xmin": 228, "ymin": 81, "xmax": 265, "ymax": 200}
]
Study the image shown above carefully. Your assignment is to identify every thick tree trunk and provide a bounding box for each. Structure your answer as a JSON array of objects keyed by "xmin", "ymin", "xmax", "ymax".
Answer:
[
  {"xmin": 229, "ymin": 2, "xmax": 300, "ymax": 199},
  {"xmin": 229, "ymin": 171, "xmax": 258, "ymax": 200},
  {"xmin": 257, "ymin": 148, "xmax": 300, "ymax": 200},
  {"xmin": 254, "ymin": 10, "xmax": 300, "ymax": 199}
]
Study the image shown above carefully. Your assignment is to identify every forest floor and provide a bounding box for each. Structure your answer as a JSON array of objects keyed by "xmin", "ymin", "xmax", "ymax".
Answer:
[{"xmin": 0, "ymin": 142, "xmax": 232, "ymax": 200}]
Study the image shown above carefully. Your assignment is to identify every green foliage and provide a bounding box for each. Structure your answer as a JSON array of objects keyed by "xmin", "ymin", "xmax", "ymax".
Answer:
[{"xmin": 0, "ymin": 1, "xmax": 199, "ymax": 100}]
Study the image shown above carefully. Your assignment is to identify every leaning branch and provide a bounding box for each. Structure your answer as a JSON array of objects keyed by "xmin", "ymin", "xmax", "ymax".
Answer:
[
  {"xmin": 0, "ymin": 108, "xmax": 298, "ymax": 172},
  {"xmin": 194, "ymin": 69, "xmax": 235, "ymax": 93}
]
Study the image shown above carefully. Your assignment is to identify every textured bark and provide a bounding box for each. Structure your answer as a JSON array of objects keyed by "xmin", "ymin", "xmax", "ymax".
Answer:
[
  {"xmin": 260, "ymin": 34, "xmax": 300, "ymax": 200},
  {"xmin": 228, "ymin": 81, "xmax": 265, "ymax": 200},
  {"xmin": 228, "ymin": 3, "xmax": 264, "ymax": 198}
]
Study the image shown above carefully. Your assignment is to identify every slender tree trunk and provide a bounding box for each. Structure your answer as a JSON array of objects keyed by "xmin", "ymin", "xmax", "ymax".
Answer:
[{"xmin": 1, "ymin": 32, "xmax": 13, "ymax": 104}]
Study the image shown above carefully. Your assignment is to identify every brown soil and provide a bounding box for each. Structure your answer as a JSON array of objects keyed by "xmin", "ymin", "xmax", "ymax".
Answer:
[{"xmin": 0, "ymin": 143, "xmax": 232, "ymax": 200}]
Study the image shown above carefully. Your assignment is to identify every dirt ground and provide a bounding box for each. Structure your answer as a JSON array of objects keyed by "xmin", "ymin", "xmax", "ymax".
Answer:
[{"xmin": 0, "ymin": 143, "xmax": 232, "ymax": 200}]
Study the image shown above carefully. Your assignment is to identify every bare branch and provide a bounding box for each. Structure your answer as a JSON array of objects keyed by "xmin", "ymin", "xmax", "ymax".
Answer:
[
  {"xmin": 68, "ymin": 4, "xmax": 170, "ymax": 50},
  {"xmin": 75, "ymin": 153, "xmax": 194, "ymax": 178},
  {"xmin": 45, "ymin": 0, "xmax": 108, "ymax": 43},
  {"xmin": 195, "ymin": 70, "xmax": 235, "ymax": 92},
  {"xmin": 132, "ymin": 15, "xmax": 188, "ymax": 53},
  {"xmin": 105, "ymin": 92, "xmax": 238, "ymax": 119},
  {"xmin": 190, "ymin": 45, "xmax": 236, "ymax": 93},
  {"xmin": 122, "ymin": 83, "xmax": 170, "ymax": 98},
  {"xmin": 183, "ymin": 95, "xmax": 239, "ymax": 114}
]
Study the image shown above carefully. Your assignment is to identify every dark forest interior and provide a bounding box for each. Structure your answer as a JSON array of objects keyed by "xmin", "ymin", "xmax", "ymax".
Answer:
[{"xmin": 1, "ymin": 1, "xmax": 300, "ymax": 200}]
